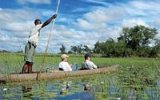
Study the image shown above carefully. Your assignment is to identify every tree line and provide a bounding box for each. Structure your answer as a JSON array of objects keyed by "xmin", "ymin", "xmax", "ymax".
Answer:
[
  {"xmin": 60, "ymin": 25, "xmax": 160, "ymax": 57},
  {"xmin": 60, "ymin": 44, "xmax": 92, "ymax": 54}
]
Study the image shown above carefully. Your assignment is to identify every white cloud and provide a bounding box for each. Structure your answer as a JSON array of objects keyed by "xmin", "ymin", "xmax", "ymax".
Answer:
[
  {"xmin": 42, "ymin": 10, "xmax": 55, "ymax": 17},
  {"xmin": 72, "ymin": 8, "xmax": 88, "ymax": 13},
  {"xmin": 1, "ymin": 0, "xmax": 160, "ymax": 53},
  {"xmin": 17, "ymin": 0, "xmax": 51, "ymax": 5},
  {"xmin": 0, "ymin": 32, "xmax": 10, "ymax": 42},
  {"xmin": 122, "ymin": 19, "xmax": 149, "ymax": 28},
  {"xmin": 75, "ymin": 5, "xmax": 125, "ymax": 32},
  {"xmin": 35, "ymin": 25, "xmax": 105, "ymax": 53},
  {"xmin": 84, "ymin": 9, "xmax": 109, "ymax": 23},
  {"xmin": 67, "ymin": 0, "xmax": 160, "ymax": 51},
  {"xmin": 0, "ymin": 8, "xmax": 44, "ymax": 51},
  {"xmin": 82, "ymin": 0, "xmax": 110, "ymax": 6},
  {"xmin": 130, "ymin": 1, "xmax": 160, "ymax": 11},
  {"xmin": 76, "ymin": 19, "xmax": 94, "ymax": 30},
  {"xmin": 58, "ymin": 17, "xmax": 68, "ymax": 22},
  {"xmin": 37, "ymin": 0, "xmax": 160, "ymax": 53}
]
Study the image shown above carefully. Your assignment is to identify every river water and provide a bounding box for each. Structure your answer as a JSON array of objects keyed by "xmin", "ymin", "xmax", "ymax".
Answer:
[{"xmin": 0, "ymin": 75, "xmax": 160, "ymax": 100}]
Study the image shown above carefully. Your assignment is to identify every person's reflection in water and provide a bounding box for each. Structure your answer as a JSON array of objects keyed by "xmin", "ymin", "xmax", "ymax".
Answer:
[
  {"xmin": 56, "ymin": 82, "xmax": 94, "ymax": 100},
  {"xmin": 84, "ymin": 83, "xmax": 92, "ymax": 92},
  {"xmin": 22, "ymin": 84, "xmax": 32, "ymax": 98},
  {"xmin": 60, "ymin": 81, "xmax": 71, "ymax": 95},
  {"xmin": 0, "ymin": 80, "xmax": 6, "ymax": 84}
]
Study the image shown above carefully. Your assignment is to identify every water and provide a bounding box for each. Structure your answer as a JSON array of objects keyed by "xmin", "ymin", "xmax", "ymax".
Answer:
[
  {"xmin": 0, "ymin": 76, "xmax": 160, "ymax": 100},
  {"xmin": 0, "ymin": 80, "xmax": 93, "ymax": 100}
]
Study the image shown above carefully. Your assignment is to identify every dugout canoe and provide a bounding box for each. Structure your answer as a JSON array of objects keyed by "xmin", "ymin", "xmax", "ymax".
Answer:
[{"xmin": 0, "ymin": 65, "xmax": 118, "ymax": 83}]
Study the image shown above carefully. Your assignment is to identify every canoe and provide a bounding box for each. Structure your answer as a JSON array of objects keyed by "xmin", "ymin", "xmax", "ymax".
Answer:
[{"xmin": 0, "ymin": 65, "xmax": 118, "ymax": 83}]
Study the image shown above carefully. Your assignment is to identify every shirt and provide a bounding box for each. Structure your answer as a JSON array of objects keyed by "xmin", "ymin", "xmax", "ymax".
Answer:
[
  {"xmin": 59, "ymin": 61, "xmax": 72, "ymax": 71},
  {"xmin": 84, "ymin": 60, "xmax": 97, "ymax": 69},
  {"xmin": 28, "ymin": 24, "xmax": 42, "ymax": 45}
]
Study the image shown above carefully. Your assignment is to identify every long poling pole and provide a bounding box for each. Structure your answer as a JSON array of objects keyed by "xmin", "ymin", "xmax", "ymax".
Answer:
[
  {"xmin": 43, "ymin": 0, "xmax": 61, "ymax": 55},
  {"xmin": 38, "ymin": 0, "xmax": 61, "ymax": 79}
]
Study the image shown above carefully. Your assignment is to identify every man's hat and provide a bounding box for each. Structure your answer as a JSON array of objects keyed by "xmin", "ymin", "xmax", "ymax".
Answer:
[{"xmin": 61, "ymin": 54, "xmax": 69, "ymax": 59}]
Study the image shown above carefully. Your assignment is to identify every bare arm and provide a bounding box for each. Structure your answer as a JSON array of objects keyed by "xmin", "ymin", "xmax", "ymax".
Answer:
[{"xmin": 41, "ymin": 14, "xmax": 57, "ymax": 28}]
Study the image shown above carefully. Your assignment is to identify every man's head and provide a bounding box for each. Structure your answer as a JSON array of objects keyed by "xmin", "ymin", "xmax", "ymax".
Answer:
[
  {"xmin": 34, "ymin": 19, "xmax": 41, "ymax": 25},
  {"xmin": 61, "ymin": 54, "xmax": 69, "ymax": 61},
  {"xmin": 84, "ymin": 53, "xmax": 91, "ymax": 60}
]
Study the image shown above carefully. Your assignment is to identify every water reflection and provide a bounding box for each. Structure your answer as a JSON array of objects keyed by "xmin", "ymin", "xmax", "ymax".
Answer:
[
  {"xmin": 145, "ymin": 87, "xmax": 160, "ymax": 100},
  {"xmin": 0, "ymin": 78, "xmax": 159, "ymax": 100},
  {"xmin": 84, "ymin": 83, "xmax": 92, "ymax": 91},
  {"xmin": 108, "ymin": 85, "xmax": 121, "ymax": 99},
  {"xmin": 57, "ymin": 82, "xmax": 94, "ymax": 100},
  {"xmin": 56, "ymin": 91, "xmax": 94, "ymax": 100},
  {"xmin": 0, "ymin": 80, "xmax": 6, "ymax": 84},
  {"xmin": 60, "ymin": 81, "xmax": 71, "ymax": 95},
  {"xmin": 22, "ymin": 84, "xmax": 32, "ymax": 98}
]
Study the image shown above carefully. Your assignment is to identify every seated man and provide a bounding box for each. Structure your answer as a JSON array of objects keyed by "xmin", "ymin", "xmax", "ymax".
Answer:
[
  {"xmin": 59, "ymin": 54, "xmax": 72, "ymax": 71},
  {"xmin": 81, "ymin": 54, "xmax": 97, "ymax": 70}
]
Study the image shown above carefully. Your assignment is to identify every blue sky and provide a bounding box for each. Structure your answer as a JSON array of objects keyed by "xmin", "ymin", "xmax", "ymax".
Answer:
[{"xmin": 0, "ymin": 0, "xmax": 160, "ymax": 53}]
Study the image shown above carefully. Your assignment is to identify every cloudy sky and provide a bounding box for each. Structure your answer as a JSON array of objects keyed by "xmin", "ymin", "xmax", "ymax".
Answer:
[{"xmin": 0, "ymin": 0, "xmax": 160, "ymax": 53}]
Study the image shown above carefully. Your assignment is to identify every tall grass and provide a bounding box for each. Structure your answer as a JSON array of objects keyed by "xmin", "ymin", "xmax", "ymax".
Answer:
[{"xmin": 1, "ymin": 53, "xmax": 160, "ymax": 73}]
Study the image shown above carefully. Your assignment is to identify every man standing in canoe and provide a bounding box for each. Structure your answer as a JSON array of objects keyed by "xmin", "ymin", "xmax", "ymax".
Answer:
[{"xmin": 21, "ymin": 14, "xmax": 57, "ymax": 73}]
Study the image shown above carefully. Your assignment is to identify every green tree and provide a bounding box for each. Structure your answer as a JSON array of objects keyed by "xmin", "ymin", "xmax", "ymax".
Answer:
[
  {"xmin": 118, "ymin": 25, "xmax": 158, "ymax": 50},
  {"xmin": 77, "ymin": 44, "xmax": 83, "ymax": 54},
  {"xmin": 94, "ymin": 41, "xmax": 101, "ymax": 53},
  {"xmin": 83, "ymin": 45, "xmax": 92, "ymax": 53},
  {"xmin": 71, "ymin": 46, "xmax": 78, "ymax": 54},
  {"xmin": 94, "ymin": 38, "xmax": 116, "ymax": 57},
  {"xmin": 60, "ymin": 44, "xmax": 66, "ymax": 54}
]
